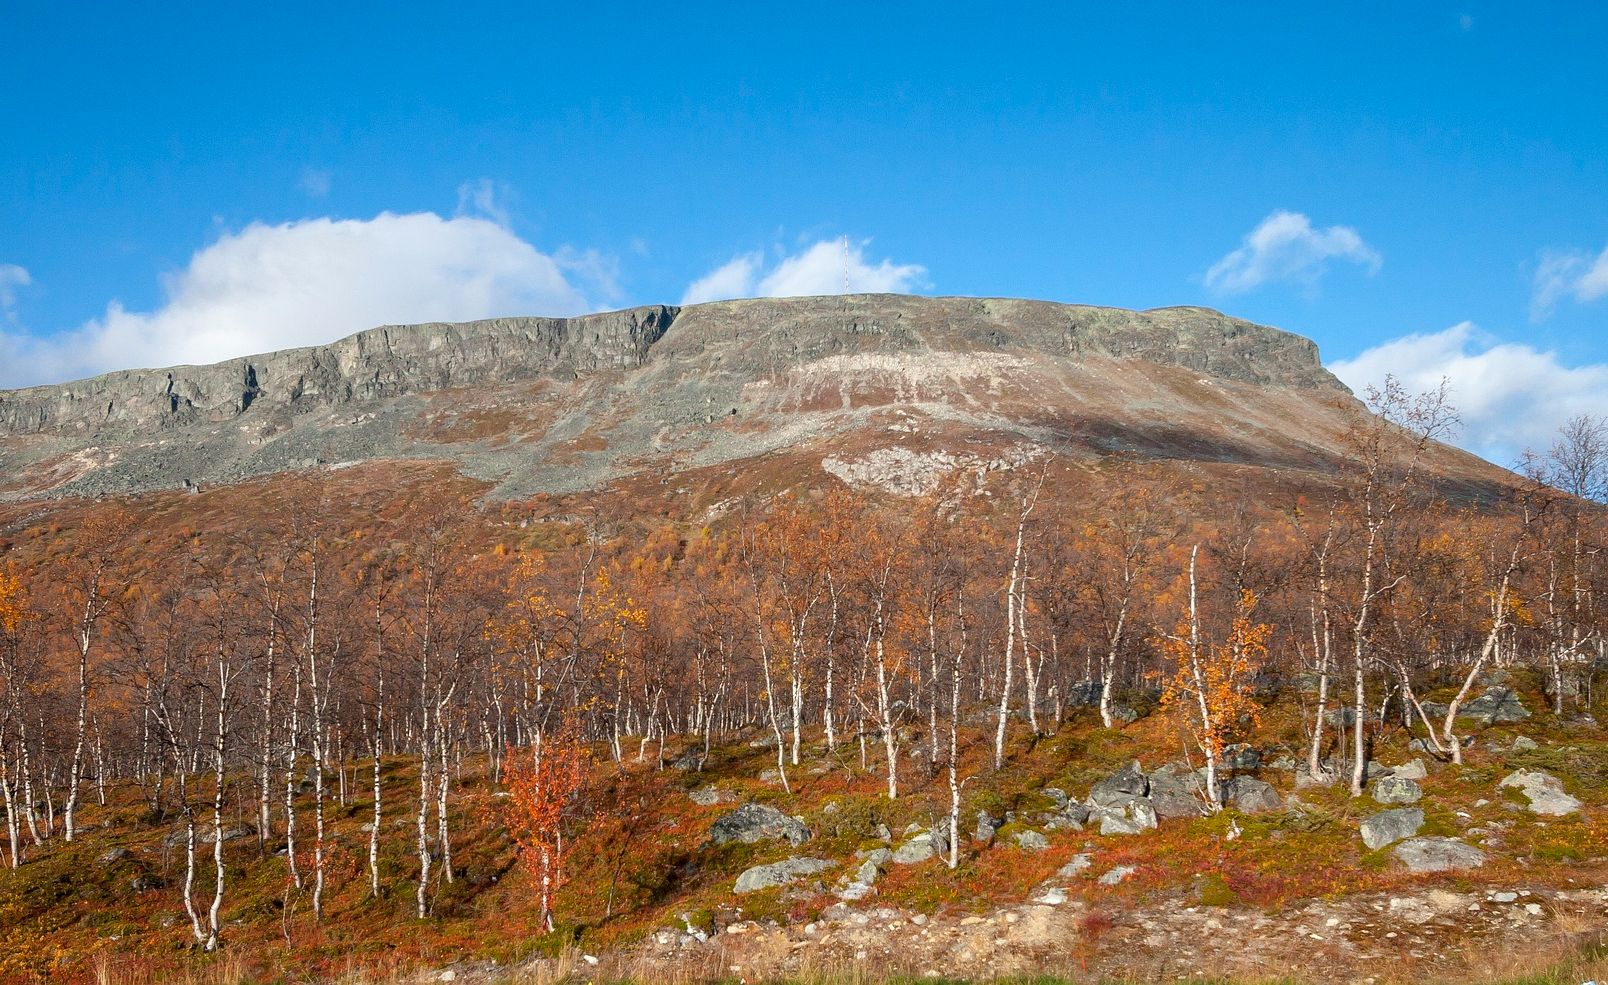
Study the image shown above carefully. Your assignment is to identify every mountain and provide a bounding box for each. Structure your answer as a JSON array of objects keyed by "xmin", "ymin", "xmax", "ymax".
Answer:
[{"xmin": 0, "ymin": 294, "xmax": 1506, "ymax": 503}]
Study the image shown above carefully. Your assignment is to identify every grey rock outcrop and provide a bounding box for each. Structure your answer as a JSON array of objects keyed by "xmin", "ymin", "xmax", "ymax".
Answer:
[
  {"xmin": 733, "ymin": 856, "xmax": 835, "ymax": 894},
  {"xmin": 1361, "ymin": 808, "xmax": 1424, "ymax": 850},
  {"xmin": 708, "ymin": 803, "xmax": 811, "ymax": 847}
]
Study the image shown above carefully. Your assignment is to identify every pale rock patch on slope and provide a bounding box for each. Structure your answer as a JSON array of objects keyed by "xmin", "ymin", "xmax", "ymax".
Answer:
[{"xmin": 821, "ymin": 442, "xmax": 1044, "ymax": 497}]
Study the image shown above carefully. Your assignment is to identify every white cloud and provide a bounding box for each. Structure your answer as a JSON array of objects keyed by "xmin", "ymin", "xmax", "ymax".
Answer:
[
  {"xmin": 1531, "ymin": 243, "xmax": 1608, "ymax": 319},
  {"xmin": 456, "ymin": 178, "xmax": 514, "ymax": 228},
  {"xmin": 0, "ymin": 212, "xmax": 591, "ymax": 389},
  {"xmin": 298, "ymin": 167, "xmax": 331, "ymax": 198},
  {"xmin": 1330, "ymin": 321, "xmax": 1608, "ymax": 462},
  {"xmin": 681, "ymin": 238, "xmax": 927, "ymax": 305},
  {"xmin": 1204, "ymin": 210, "xmax": 1381, "ymax": 295},
  {"xmin": 0, "ymin": 264, "xmax": 30, "ymax": 319}
]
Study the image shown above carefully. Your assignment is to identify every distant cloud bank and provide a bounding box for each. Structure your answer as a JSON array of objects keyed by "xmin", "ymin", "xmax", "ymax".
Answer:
[
  {"xmin": 1331, "ymin": 321, "xmax": 1608, "ymax": 464},
  {"xmin": 1205, "ymin": 210, "xmax": 1380, "ymax": 295}
]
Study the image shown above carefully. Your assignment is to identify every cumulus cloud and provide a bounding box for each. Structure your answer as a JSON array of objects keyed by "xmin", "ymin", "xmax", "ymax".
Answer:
[
  {"xmin": 1205, "ymin": 210, "xmax": 1381, "ymax": 295},
  {"xmin": 1531, "ymin": 243, "xmax": 1608, "ymax": 319},
  {"xmin": 681, "ymin": 238, "xmax": 926, "ymax": 305},
  {"xmin": 1330, "ymin": 321, "xmax": 1608, "ymax": 463},
  {"xmin": 0, "ymin": 264, "xmax": 30, "ymax": 319},
  {"xmin": 0, "ymin": 212, "xmax": 592, "ymax": 389}
]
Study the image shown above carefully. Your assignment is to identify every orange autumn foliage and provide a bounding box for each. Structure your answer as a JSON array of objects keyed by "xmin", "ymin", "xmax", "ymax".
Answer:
[
  {"xmin": 1158, "ymin": 589, "xmax": 1270, "ymax": 766},
  {"xmin": 500, "ymin": 725, "xmax": 590, "ymax": 931}
]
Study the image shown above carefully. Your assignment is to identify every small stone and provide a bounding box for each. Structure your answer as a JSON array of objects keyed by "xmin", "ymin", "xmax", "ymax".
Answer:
[{"xmin": 1098, "ymin": 865, "xmax": 1136, "ymax": 886}]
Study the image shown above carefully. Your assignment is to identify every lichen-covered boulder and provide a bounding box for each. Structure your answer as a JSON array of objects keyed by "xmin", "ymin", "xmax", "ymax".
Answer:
[
  {"xmin": 1392, "ymin": 837, "xmax": 1486, "ymax": 873},
  {"xmin": 1360, "ymin": 808, "xmax": 1424, "ymax": 850},
  {"xmin": 708, "ymin": 803, "xmax": 811, "ymax": 846},
  {"xmin": 1371, "ymin": 775, "xmax": 1422, "ymax": 805},
  {"xmin": 1499, "ymin": 769, "xmax": 1581, "ymax": 816},
  {"xmin": 733, "ymin": 856, "xmax": 835, "ymax": 894}
]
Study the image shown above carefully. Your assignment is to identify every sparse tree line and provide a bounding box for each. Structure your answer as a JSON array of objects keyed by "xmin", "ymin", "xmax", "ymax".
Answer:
[{"xmin": 0, "ymin": 388, "xmax": 1604, "ymax": 948}]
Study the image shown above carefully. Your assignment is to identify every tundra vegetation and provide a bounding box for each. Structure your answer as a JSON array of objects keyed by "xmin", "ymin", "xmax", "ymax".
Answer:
[{"xmin": 0, "ymin": 395, "xmax": 1604, "ymax": 984}]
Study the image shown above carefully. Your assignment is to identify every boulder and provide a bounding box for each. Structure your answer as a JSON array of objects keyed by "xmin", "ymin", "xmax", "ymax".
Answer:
[
  {"xmin": 1459, "ymin": 687, "xmax": 1530, "ymax": 725},
  {"xmin": 973, "ymin": 810, "xmax": 1001, "ymax": 843},
  {"xmin": 670, "ymin": 750, "xmax": 706, "ymax": 771},
  {"xmin": 733, "ymin": 856, "xmax": 835, "ymax": 894},
  {"xmin": 1361, "ymin": 808, "xmax": 1424, "ymax": 850},
  {"xmin": 687, "ymin": 786, "xmax": 726, "ymax": 807},
  {"xmin": 1295, "ymin": 765, "xmax": 1340, "ymax": 789},
  {"xmin": 1371, "ymin": 776, "xmax": 1422, "ymax": 805},
  {"xmin": 1392, "ymin": 837, "xmax": 1487, "ymax": 873},
  {"xmin": 1390, "ymin": 759, "xmax": 1428, "ymax": 780},
  {"xmin": 1013, "ymin": 829, "xmax": 1050, "ymax": 852},
  {"xmin": 1498, "ymin": 769, "xmax": 1581, "ymax": 816},
  {"xmin": 708, "ymin": 803, "xmax": 811, "ymax": 847},
  {"xmin": 1222, "ymin": 744, "xmax": 1262, "ymax": 771},
  {"xmin": 1095, "ymin": 808, "xmax": 1145, "ymax": 836},
  {"xmin": 1222, "ymin": 776, "xmax": 1282, "ymax": 814},
  {"xmin": 1510, "ymin": 736, "xmax": 1539, "ymax": 752},
  {"xmin": 892, "ymin": 832, "xmax": 935, "ymax": 864},
  {"xmin": 1088, "ymin": 761, "xmax": 1149, "ymax": 808},
  {"xmin": 1147, "ymin": 763, "xmax": 1209, "ymax": 819},
  {"xmin": 1065, "ymin": 680, "xmax": 1101, "ymax": 707}
]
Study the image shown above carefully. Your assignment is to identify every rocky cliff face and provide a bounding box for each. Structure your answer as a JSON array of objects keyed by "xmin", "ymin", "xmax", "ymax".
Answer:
[
  {"xmin": 0, "ymin": 294, "xmax": 1386, "ymax": 501},
  {"xmin": 0, "ymin": 306, "xmax": 675, "ymax": 436}
]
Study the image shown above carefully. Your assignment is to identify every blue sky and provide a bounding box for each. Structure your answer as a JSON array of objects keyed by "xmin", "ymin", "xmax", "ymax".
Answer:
[{"xmin": 3, "ymin": 3, "xmax": 1606, "ymax": 462}]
